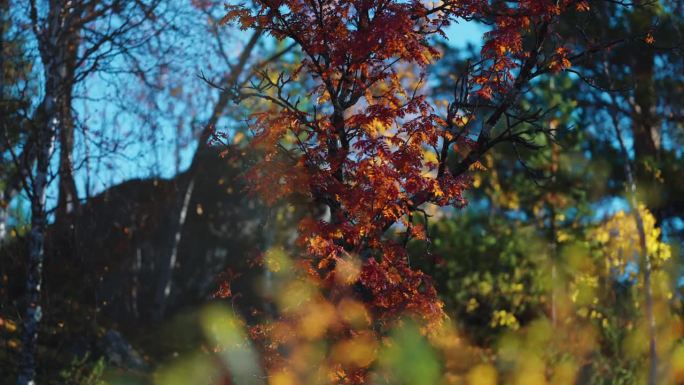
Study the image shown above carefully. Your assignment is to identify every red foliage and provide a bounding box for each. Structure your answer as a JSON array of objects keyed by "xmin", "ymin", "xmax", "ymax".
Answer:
[{"xmin": 224, "ymin": 0, "xmax": 579, "ymax": 328}]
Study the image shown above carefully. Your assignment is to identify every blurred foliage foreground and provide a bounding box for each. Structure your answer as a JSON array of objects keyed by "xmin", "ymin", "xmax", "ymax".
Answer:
[
  {"xmin": 4, "ymin": 203, "xmax": 681, "ymax": 385},
  {"xmin": 147, "ymin": 206, "xmax": 682, "ymax": 385}
]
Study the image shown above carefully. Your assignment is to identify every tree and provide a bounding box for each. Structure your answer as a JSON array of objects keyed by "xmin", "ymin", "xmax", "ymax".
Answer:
[
  {"xmin": 221, "ymin": 0, "xmax": 618, "ymax": 327},
  {"xmin": 15, "ymin": 1, "xmax": 169, "ymax": 383}
]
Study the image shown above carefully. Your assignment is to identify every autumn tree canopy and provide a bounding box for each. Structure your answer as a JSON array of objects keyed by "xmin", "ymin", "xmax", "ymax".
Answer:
[{"xmin": 221, "ymin": 0, "xmax": 587, "ymax": 324}]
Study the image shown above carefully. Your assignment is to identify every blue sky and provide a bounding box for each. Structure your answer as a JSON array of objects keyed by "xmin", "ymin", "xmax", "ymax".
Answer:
[{"xmin": 65, "ymin": 18, "xmax": 489, "ymax": 200}]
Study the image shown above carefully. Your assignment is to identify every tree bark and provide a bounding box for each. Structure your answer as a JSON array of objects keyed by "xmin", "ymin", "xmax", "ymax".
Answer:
[
  {"xmin": 17, "ymin": 80, "xmax": 57, "ymax": 385},
  {"xmin": 18, "ymin": 3, "xmax": 72, "ymax": 382},
  {"xmin": 54, "ymin": 11, "xmax": 81, "ymax": 221},
  {"xmin": 627, "ymin": 8, "xmax": 659, "ymax": 384},
  {"xmin": 611, "ymin": 100, "xmax": 658, "ymax": 385}
]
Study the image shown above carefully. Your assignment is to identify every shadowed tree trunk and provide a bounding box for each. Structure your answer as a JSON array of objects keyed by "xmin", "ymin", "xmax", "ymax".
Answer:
[
  {"xmin": 18, "ymin": 3, "xmax": 84, "ymax": 380},
  {"xmin": 17, "ymin": 45, "xmax": 58, "ymax": 385},
  {"xmin": 630, "ymin": 5, "xmax": 661, "ymax": 223},
  {"xmin": 630, "ymin": 7, "xmax": 659, "ymax": 385},
  {"xmin": 54, "ymin": 19, "xmax": 81, "ymax": 221}
]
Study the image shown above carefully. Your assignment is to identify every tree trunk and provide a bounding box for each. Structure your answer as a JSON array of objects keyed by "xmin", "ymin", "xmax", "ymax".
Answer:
[
  {"xmin": 18, "ymin": 3, "xmax": 74, "ymax": 381},
  {"xmin": 628, "ymin": 8, "xmax": 659, "ymax": 385},
  {"xmin": 55, "ymin": 21, "xmax": 81, "ymax": 221},
  {"xmin": 611, "ymin": 102, "xmax": 658, "ymax": 385},
  {"xmin": 151, "ymin": 30, "xmax": 261, "ymax": 321},
  {"xmin": 56, "ymin": 110, "xmax": 79, "ymax": 219},
  {"xmin": 153, "ymin": 179, "xmax": 194, "ymax": 321},
  {"xmin": 630, "ymin": 5, "xmax": 661, "ymax": 223},
  {"xmin": 17, "ymin": 87, "xmax": 56, "ymax": 385}
]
